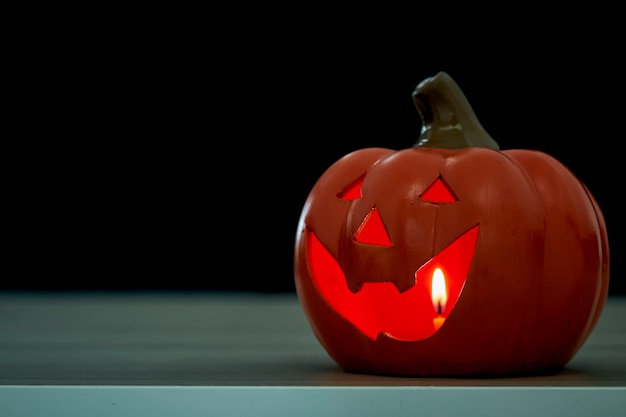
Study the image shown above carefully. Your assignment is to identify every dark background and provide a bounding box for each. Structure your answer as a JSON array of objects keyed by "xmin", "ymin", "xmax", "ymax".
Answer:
[{"xmin": 6, "ymin": 11, "xmax": 624, "ymax": 295}]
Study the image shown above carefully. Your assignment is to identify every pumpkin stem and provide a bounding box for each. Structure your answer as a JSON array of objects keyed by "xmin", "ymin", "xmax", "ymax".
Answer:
[{"xmin": 412, "ymin": 72, "xmax": 500, "ymax": 150}]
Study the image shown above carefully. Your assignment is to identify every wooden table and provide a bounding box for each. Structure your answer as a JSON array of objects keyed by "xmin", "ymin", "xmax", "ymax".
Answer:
[{"xmin": 1, "ymin": 291, "xmax": 624, "ymax": 416}]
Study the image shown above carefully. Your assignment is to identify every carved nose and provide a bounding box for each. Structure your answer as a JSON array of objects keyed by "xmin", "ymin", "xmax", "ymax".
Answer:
[{"xmin": 354, "ymin": 207, "xmax": 392, "ymax": 247}]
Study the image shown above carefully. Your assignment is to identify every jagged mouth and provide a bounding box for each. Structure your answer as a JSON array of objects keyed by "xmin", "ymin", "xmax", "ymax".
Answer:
[{"xmin": 306, "ymin": 225, "xmax": 479, "ymax": 341}]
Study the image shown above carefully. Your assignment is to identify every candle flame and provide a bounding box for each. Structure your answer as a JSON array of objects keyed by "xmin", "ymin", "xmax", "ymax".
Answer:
[{"xmin": 431, "ymin": 267, "xmax": 447, "ymax": 314}]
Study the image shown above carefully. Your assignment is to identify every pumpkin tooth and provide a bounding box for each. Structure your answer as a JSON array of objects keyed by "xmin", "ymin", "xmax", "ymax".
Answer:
[
  {"xmin": 356, "ymin": 280, "xmax": 414, "ymax": 293},
  {"xmin": 392, "ymin": 279, "xmax": 414, "ymax": 293},
  {"xmin": 351, "ymin": 280, "xmax": 412, "ymax": 293},
  {"xmin": 349, "ymin": 281, "xmax": 364, "ymax": 294}
]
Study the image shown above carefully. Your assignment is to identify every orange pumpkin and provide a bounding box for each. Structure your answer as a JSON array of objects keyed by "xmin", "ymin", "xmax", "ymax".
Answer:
[{"xmin": 294, "ymin": 72, "xmax": 610, "ymax": 377}]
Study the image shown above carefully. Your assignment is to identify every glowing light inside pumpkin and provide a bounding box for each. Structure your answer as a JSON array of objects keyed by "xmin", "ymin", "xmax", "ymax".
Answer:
[
  {"xmin": 431, "ymin": 267, "xmax": 447, "ymax": 313},
  {"xmin": 432, "ymin": 268, "xmax": 447, "ymax": 331},
  {"xmin": 306, "ymin": 224, "xmax": 478, "ymax": 341}
]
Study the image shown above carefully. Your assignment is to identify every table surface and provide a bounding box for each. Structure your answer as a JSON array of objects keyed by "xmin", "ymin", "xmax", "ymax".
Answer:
[
  {"xmin": 1, "ymin": 291, "xmax": 625, "ymax": 417},
  {"xmin": 0, "ymin": 291, "xmax": 624, "ymax": 387}
]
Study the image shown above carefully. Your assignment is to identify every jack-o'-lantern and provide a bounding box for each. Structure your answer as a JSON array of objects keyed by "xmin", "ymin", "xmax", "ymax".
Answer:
[{"xmin": 294, "ymin": 72, "xmax": 610, "ymax": 377}]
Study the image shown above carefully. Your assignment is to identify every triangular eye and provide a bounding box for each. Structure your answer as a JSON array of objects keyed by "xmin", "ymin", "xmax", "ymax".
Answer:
[
  {"xmin": 355, "ymin": 207, "xmax": 392, "ymax": 247},
  {"xmin": 337, "ymin": 175, "xmax": 364, "ymax": 200},
  {"xmin": 420, "ymin": 175, "xmax": 457, "ymax": 203}
]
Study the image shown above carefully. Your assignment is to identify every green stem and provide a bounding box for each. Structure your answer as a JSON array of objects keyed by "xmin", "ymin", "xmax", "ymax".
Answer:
[{"xmin": 412, "ymin": 72, "xmax": 500, "ymax": 150}]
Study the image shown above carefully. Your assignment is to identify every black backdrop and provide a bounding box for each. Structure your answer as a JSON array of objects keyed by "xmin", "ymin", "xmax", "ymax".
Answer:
[{"xmin": 7, "ymin": 13, "xmax": 624, "ymax": 295}]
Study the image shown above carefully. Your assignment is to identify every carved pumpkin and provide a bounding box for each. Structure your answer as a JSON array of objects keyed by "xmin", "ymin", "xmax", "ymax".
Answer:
[{"xmin": 294, "ymin": 72, "xmax": 610, "ymax": 377}]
